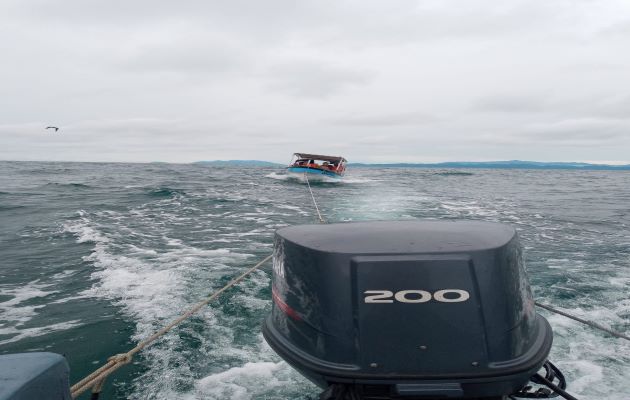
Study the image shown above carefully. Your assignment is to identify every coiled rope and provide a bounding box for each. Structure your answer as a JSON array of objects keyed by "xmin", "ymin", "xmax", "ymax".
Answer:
[
  {"xmin": 70, "ymin": 254, "xmax": 272, "ymax": 399},
  {"xmin": 303, "ymin": 172, "xmax": 325, "ymax": 223}
]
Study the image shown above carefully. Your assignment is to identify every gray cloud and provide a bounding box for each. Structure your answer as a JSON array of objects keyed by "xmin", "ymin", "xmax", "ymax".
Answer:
[
  {"xmin": 522, "ymin": 118, "xmax": 630, "ymax": 143},
  {"xmin": 121, "ymin": 38, "xmax": 249, "ymax": 76},
  {"xmin": 471, "ymin": 92, "xmax": 630, "ymax": 121},
  {"xmin": 472, "ymin": 94, "xmax": 549, "ymax": 114},
  {"xmin": 327, "ymin": 112, "xmax": 438, "ymax": 127},
  {"xmin": 1, "ymin": 0, "xmax": 630, "ymax": 163},
  {"xmin": 465, "ymin": 118, "xmax": 630, "ymax": 148},
  {"xmin": 264, "ymin": 61, "xmax": 374, "ymax": 99}
]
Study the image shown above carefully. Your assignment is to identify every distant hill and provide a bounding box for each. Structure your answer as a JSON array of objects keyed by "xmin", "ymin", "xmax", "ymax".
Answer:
[
  {"xmin": 194, "ymin": 160, "xmax": 284, "ymax": 167},
  {"xmin": 348, "ymin": 160, "xmax": 630, "ymax": 170}
]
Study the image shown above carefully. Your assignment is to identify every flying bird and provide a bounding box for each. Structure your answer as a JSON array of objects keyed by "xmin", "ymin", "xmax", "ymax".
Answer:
[{"xmin": 46, "ymin": 126, "xmax": 59, "ymax": 132}]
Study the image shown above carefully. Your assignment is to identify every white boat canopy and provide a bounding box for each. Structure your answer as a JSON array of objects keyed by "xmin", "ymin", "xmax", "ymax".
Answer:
[{"xmin": 293, "ymin": 153, "xmax": 347, "ymax": 163}]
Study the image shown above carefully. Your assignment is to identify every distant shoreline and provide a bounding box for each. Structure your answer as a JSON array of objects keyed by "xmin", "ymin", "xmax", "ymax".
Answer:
[{"xmin": 348, "ymin": 162, "xmax": 630, "ymax": 170}]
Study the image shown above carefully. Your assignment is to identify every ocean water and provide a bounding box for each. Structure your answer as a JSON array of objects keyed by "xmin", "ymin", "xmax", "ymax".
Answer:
[{"xmin": 0, "ymin": 161, "xmax": 628, "ymax": 400}]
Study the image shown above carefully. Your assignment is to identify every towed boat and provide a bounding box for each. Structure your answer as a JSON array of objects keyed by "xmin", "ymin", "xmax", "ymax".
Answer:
[{"xmin": 287, "ymin": 153, "xmax": 347, "ymax": 180}]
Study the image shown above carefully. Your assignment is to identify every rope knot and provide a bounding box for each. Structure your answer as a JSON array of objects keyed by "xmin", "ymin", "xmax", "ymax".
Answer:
[{"xmin": 108, "ymin": 353, "xmax": 132, "ymax": 365}]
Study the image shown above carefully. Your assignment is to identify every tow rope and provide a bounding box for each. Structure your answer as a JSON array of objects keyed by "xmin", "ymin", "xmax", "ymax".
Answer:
[
  {"xmin": 303, "ymin": 172, "xmax": 325, "ymax": 223},
  {"xmin": 535, "ymin": 301, "xmax": 629, "ymax": 341},
  {"xmin": 71, "ymin": 254, "xmax": 272, "ymax": 399}
]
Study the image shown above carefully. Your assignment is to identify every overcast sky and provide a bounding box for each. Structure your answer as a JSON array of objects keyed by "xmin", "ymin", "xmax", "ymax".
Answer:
[{"xmin": 1, "ymin": 0, "xmax": 629, "ymax": 164}]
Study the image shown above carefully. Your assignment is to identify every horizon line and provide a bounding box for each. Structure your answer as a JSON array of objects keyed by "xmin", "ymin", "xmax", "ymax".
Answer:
[{"xmin": 2, "ymin": 158, "xmax": 630, "ymax": 167}]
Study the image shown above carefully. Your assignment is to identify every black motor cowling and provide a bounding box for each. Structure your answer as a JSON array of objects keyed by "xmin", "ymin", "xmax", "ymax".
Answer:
[{"xmin": 263, "ymin": 220, "xmax": 554, "ymax": 399}]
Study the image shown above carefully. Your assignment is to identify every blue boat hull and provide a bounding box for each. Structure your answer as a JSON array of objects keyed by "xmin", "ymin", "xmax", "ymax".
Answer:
[{"xmin": 287, "ymin": 167, "xmax": 343, "ymax": 180}]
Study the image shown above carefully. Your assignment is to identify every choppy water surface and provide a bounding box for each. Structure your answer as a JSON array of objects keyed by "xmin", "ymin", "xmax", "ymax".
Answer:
[{"xmin": 0, "ymin": 161, "xmax": 628, "ymax": 399}]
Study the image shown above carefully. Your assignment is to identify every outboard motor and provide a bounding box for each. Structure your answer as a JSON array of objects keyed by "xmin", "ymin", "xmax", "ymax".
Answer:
[{"xmin": 263, "ymin": 220, "xmax": 562, "ymax": 399}]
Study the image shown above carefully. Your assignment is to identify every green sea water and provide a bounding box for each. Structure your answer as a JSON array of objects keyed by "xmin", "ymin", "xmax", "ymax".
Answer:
[{"xmin": 0, "ymin": 161, "xmax": 628, "ymax": 399}]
